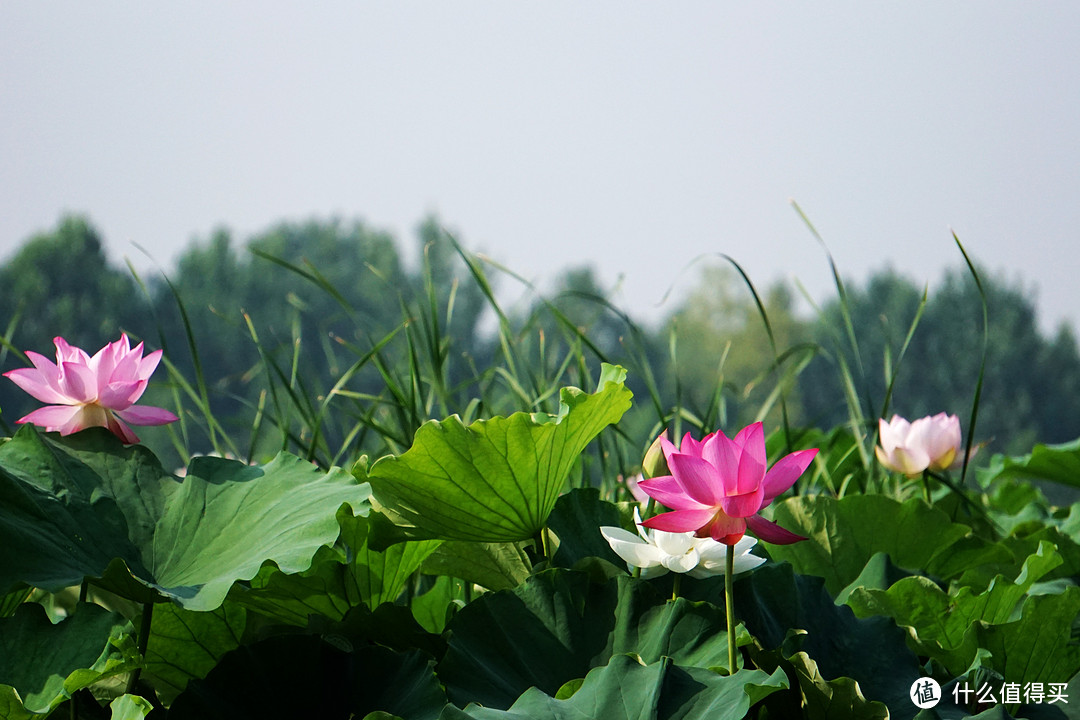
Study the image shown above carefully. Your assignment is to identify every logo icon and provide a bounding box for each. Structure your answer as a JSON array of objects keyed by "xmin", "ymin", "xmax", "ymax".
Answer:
[{"xmin": 911, "ymin": 678, "xmax": 941, "ymax": 709}]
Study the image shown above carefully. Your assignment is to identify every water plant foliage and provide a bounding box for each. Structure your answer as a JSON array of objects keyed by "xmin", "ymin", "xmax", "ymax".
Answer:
[{"xmin": 1, "ymin": 226, "xmax": 1079, "ymax": 719}]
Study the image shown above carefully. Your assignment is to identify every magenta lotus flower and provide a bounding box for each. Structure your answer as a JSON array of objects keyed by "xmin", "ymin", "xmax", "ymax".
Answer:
[
  {"xmin": 876, "ymin": 412, "xmax": 967, "ymax": 476},
  {"xmin": 4, "ymin": 334, "xmax": 178, "ymax": 444},
  {"xmin": 637, "ymin": 422, "xmax": 817, "ymax": 545}
]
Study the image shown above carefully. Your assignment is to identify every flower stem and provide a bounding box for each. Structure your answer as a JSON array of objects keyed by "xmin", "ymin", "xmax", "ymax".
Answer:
[
  {"xmin": 533, "ymin": 527, "xmax": 550, "ymax": 565},
  {"xmin": 670, "ymin": 573, "xmax": 681, "ymax": 602},
  {"xmin": 726, "ymin": 543, "xmax": 737, "ymax": 674},
  {"xmin": 921, "ymin": 469, "xmax": 931, "ymax": 504},
  {"xmin": 125, "ymin": 601, "xmax": 154, "ymax": 695}
]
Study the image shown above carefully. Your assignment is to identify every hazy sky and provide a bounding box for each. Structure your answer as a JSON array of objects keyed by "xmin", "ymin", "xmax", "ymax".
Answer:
[{"xmin": 2, "ymin": 3, "xmax": 1079, "ymax": 332}]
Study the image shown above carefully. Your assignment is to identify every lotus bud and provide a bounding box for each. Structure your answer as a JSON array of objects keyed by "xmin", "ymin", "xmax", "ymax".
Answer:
[{"xmin": 642, "ymin": 433, "xmax": 670, "ymax": 479}]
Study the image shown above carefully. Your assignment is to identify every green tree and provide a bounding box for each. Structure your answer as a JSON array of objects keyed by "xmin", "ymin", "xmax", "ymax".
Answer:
[
  {"xmin": 797, "ymin": 267, "xmax": 924, "ymax": 430},
  {"xmin": 152, "ymin": 218, "xmax": 410, "ymax": 453},
  {"xmin": 663, "ymin": 266, "xmax": 811, "ymax": 430},
  {"xmin": 410, "ymin": 217, "xmax": 492, "ymax": 409},
  {"xmin": 153, "ymin": 215, "xmax": 505, "ymax": 462},
  {"xmin": 799, "ymin": 266, "xmax": 1080, "ymax": 454},
  {"xmin": 515, "ymin": 265, "xmax": 667, "ymax": 416}
]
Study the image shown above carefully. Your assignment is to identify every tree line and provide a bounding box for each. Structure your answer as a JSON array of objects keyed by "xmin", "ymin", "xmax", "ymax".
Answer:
[{"xmin": 2, "ymin": 214, "xmax": 1077, "ymax": 466}]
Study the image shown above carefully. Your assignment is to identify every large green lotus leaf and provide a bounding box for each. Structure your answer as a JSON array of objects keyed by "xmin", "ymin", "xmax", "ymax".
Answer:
[
  {"xmin": 0, "ymin": 603, "xmax": 134, "ymax": 716},
  {"xmin": 0, "ymin": 587, "xmax": 30, "ymax": 619},
  {"xmin": 233, "ymin": 507, "xmax": 441, "ymax": 626},
  {"xmin": 168, "ymin": 635, "xmax": 445, "ymax": 720},
  {"xmin": 781, "ymin": 650, "xmax": 889, "ymax": 720},
  {"xmin": 421, "ymin": 540, "xmax": 532, "ymax": 592},
  {"xmin": 727, "ymin": 562, "xmax": 922, "ymax": 716},
  {"xmin": 0, "ymin": 426, "xmax": 371, "ymax": 610},
  {"xmin": 342, "ymin": 510, "xmax": 443, "ymax": 608},
  {"xmin": 411, "ymin": 575, "xmax": 465, "ymax": 634},
  {"xmin": 925, "ymin": 535, "xmax": 1014, "ymax": 582},
  {"xmin": 847, "ymin": 541, "xmax": 1062, "ymax": 676},
  {"xmin": 978, "ymin": 437, "xmax": 1080, "ymax": 489},
  {"xmin": 546, "ymin": 488, "xmax": 626, "ymax": 570},
  {"xmin": 232, "ymin": 547, "xmax": 353, "ymax": 627},
  {"xmin": 142, "ymin": 600, "xmax": 246, "ymax": 704},
  {"xmin": 361, "ymin": 364, "xmax": 632, "ymax": 542},
  {"xmin": 321, "ymin": 602, "xmax": 448, "ymax": 661},
  {"xmin": 135, "ymin": 454, "xmax": 369, "ymax": 611},
  {"xmin": 107, "ymin": 694, "xmax": 154, "ymax": 720},
  {"xmin": 1004, "ymin": 526, "xmax": 1080, "ymax": 584},
  {"xmin": 438, "ymin": 568, "xmax": 747, "ymax": 710},
  {"xmin": 980, "ymin": 585, "xmax": 1080, "ymax": 687},
  {"xmin": 441, "ymin": 655, "xmax": 788, "ymax": 720},
  {"xmin": 0, "ymin": 690, "xmax": 32, "ymax": 720},
  {"xmin": 658, "ymin": 662, "xmax": 789, "ymax": 720},
  {"xmin": 950, "ymin": 526, "xmax": 1080, "ymax": 594},
  {"xmin": 766, "ymin": 495, "xmax": 973, "ymax": 595},
  {"xmin": 834, "ymin": 551, "xmax": 912, "ymax": 606}
]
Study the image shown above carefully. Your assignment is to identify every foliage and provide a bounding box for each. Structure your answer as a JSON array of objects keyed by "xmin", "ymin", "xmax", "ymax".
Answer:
[
  {"xmin": 0, "ymin": 217, "xmax": 152, "ymax": 435},
  {"xmin": 359, "ymin": 364, "xmax": 632, "ymax": 542},
  {"xmin": 799, "ymin": 265, "xmax": 1080, "ymax": 453},
  {"xmin": 0, "ymin": 426, "xmax": 370, "ymax": 610},
  {"xmin": 664, "ymin": 266, "xmax": 811, "ymax": 429},
  {"xmin": 2, "ymin": 213, "xmax": 1080, "ymax": 718}
]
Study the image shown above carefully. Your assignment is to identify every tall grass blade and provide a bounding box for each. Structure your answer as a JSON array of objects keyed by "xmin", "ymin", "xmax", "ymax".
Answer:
[
  {"xmin": 953, "ymin": 232, "xmax": 988, "ymax": 488},
  {"xmin": 878, "ymin": 285, "xmax": 928, "ymax": 421},
  {"xmin": 159, "ymin": 272, "xmax": 232, "ymax": 456},
  {"xmin": 249, "ymin": 248, "xmax": 354, "ymax": 315},
  {"xmin": 792, "ymin": 201, "xmax": 875, "ymax": 471},
  {"xmin": 718, "ymin": 253, "xmax": 795, "ymax": 452}
]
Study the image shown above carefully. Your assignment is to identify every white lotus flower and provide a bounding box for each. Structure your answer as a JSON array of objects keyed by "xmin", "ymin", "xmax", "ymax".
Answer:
[{"xmin": 600, "ymin": 508, "xmax": 766, "ymax": 579}]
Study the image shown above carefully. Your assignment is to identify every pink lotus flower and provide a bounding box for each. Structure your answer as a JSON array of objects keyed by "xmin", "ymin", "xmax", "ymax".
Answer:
[
  {"xmin": 637, "ymin": 422, "xmax": 817, "ymax": 545},
  {"xmin": 4, "ymin": 334, "xmax": 178, "ymax": 444},
  {"xmin": 876, "ymin": 412, "xmax": 967, "ymax": 476}
]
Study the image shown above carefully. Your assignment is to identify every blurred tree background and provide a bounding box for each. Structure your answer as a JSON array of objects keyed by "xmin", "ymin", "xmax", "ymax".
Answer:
[{"xmin": 2, "ymin": 213, "xmax": 1078, "ymax": 467}]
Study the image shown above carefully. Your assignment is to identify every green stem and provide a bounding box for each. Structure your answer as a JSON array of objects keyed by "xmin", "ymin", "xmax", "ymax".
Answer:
[
  {"xmin": 125, "ymin": 602, "xmax": 154, "ymax": 695},
  {"xmin": 78, "ymin": 580, "xmax": 88, "ymax": 604},
  {"xmin": 533, "ymin": 527, "xmax": 550, "ymax": 565},
  {"xmin": 403, "ymin": 569, "xmax": 417, "ymax": 609},
  {"xmin": 928, "ymin": 469, "xmax": 1004, "ymax": 533},
  {"xmin": 921, "ymin": 469, "xmax": 932, "ymax": 504},
  {"xmin": 670, "ymin": 573, "xmax": 681, "ymax": 602},
  {"xmin": 726, "ymin": 544, "xmax": 737, "ymax": 674}
]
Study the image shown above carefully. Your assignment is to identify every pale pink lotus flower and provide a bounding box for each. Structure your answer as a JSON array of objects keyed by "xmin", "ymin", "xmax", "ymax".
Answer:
[
  {"xmin": 620, "ymin": 473, "xmax": 651, "ymax": 505},
  {"xmin": 876, "ymin": 412, "xmax": 967, "ymax": 476},
  {"xmin": 637, "ymin": 423, "xmax": 817, "ymax": 546},
  {"xmin": 4, "ymin": 334, "xmax": 178, "ymax": 444}
]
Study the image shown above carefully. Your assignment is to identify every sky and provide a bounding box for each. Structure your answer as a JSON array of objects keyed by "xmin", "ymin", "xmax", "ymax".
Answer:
[{"xmin": 2, "ymin": 3, "xmax": 1079, "ymax": 333}]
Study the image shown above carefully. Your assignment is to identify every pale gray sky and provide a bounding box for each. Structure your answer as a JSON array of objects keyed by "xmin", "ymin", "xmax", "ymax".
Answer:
[{"xmin": 2, "ymin": 3, "xmax": 1078, "ymax": 331}]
